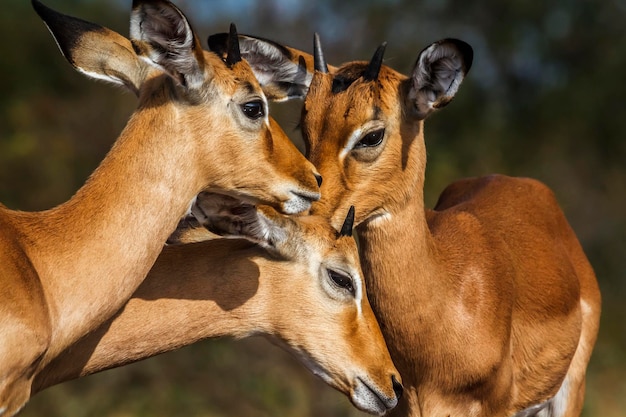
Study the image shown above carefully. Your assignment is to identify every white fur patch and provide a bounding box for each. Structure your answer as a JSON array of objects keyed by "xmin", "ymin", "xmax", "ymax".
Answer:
[
  {"xmin": 341, "ymin": 120, "xmax": 386, "ymax": 159},
  {"xmin": 354, "ymin": 272, "xmax": 364, "ymax": 317},
  {"xmin": 76, "ymin": 66, "xmax": 125, "ymax": 86}
]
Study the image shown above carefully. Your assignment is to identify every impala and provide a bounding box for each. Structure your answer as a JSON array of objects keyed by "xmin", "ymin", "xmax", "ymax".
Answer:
[
  {"xmin": 206, "ymin": 34, "xmax": 602, "ymax": 416},
  {"xmin": 33, "ymin": 199, "xmax": 403, "ymax": 416},
  {"xmin": 0, "ymin": 1, "xmax": 322, "ymax": 415}
]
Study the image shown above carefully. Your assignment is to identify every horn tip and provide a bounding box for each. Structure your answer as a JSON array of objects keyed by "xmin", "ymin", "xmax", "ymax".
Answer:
[
  {"xmin": 313, "ymin": 32, "xmax": 329, "ymax": 74},
  {"xmin": 339, "ymin": 205, "xmax": 356, "ymax": 237}
]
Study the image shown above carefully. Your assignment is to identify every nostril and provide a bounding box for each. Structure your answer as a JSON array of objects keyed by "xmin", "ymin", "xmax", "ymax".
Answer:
[
  {"xmin": 314, "ymin": 174, "xmax": 323, "ymax": 187},
  {"xmin": 392, "ymin": 375, "xmax": 403, "ymax": 399}
]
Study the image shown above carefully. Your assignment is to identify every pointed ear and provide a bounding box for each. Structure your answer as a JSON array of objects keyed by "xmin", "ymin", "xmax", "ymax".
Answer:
[
  {"xmin": 189, "ymin": 194, "xmax": 290, "ymax": 251},
  {"xmin": 238, "ymin": 206, "xmax": 291, "ymax": 250},
  {"xmin": 208, "ymin": 33, "xmax": 335, "ymax": 101},
  {"xmin": 32, "ymin": 0, "xmax": 142, "ymax": 94},
  {"xmin": 166, "ymin": 215, "xmax": 217, "ymax": 245},
  {"xmin": 408, "ymin": 38, "xmax": 473, "ymax": 120},
  {"xmin": 130, "ymin": 0, "xmax": 207, "ymax": 90}
]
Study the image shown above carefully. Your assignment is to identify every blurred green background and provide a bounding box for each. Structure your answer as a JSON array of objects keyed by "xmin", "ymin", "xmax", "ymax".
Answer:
[{"xmin": 2, "ymin": 0, "xmax": 624, "ymax": 416}]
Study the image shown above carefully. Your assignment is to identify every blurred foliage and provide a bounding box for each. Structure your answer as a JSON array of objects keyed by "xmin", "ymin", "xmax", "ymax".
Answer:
[{"xmin": 1, "ymin": 0, "xmax": 623, "ymax": 416}]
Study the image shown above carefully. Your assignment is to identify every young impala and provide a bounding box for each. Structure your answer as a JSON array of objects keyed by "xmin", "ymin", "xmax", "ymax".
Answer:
[
  {"xmin": 0, "ymin": 1, "xmax": 322, "ymax": 415},
  {"xmin": 33, "ymin": 199, "xmax": 403, "ymax": 416},
  {"xmin": 206, "ymin": 34, "xmax": 602, "ymax": 416}
]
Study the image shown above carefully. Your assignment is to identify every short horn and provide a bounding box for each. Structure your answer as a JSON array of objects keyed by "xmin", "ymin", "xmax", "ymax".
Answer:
[
  {"xmin": 363, "ymin": 42, "xmax": 387, "ymax": 81},
  {"xmin": 339, "ymin": 206, "xmax": 355, "ymax": 237},
  {"xmin": 314, "ymin": 33, "xmax": 329, "ymax": 73},
  {"xmin": 225, "ymin": 23, "xmax": 241, "ymax": 67}
]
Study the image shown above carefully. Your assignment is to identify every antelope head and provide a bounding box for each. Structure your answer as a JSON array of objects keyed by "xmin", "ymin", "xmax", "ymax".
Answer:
[
  {"xmin": 207, "ymin": 32, "xmax": 472, "ymax": 227},
  {"xmin": 170, "ymin": 195, "xmax": 404, "ymax": 415},
  {"xmin": 32, "ymin": 0, "xmax": 322, "ymax": 215}
]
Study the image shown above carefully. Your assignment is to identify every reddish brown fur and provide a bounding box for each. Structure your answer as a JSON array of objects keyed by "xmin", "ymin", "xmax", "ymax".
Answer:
[
  {"xmin": 162, "ymin": 34, "xmax": 601, "ymax": 415},
  {"xmin": 251, "ymin": 44, "xmax": 600, "ymax": 416},
  {"xmin": 0, "ymin": 3, "xmax": 321, "ymax": 415},
  {"xmin": 32, "ymin": 209, "xmax": 402, "ymax": 416},
  {"xmin": 297, "ymin": 53, "xmax": 600, "ymax": 416}
]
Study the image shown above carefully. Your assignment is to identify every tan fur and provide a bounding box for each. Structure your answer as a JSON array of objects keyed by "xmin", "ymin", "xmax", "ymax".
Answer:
[
  {"xmin": 0, "ymin": 3, "xmax": 320, "ymax": 415},
  {"xmin": 219, "ymin": 34, "xmax": 601, "ymax": 416},
  {"xmin": 296, "ymin": 51, "xmax": 601, "ymax": 416},
  {"xmin": 33, "ymin": 209, "xmax": 402, "ymax": 416}
]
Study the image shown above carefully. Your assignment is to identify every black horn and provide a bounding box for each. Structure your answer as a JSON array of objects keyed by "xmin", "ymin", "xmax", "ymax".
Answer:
[
  {"xmin": 225, "ymin": 23, "xmax": 241, "ymax": 67},
  {"xmin": 339, "ymin": 206, "xmax": 355, "ymax": 237},
  {"xmin": 363, "ymin": 42, "xmax": 387, "ymax": 81},
  {"xmin": 313, "ymin": 33, "xmax": 329, "ymax": 73}
]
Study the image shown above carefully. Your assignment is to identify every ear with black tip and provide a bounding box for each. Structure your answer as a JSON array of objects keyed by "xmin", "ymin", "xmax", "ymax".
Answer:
[
  {"xmin": 32, "ymin": 0, "xmax": 142, "ymax": 94},
  {"xmin": 188, "ymin": 194, "xmax": 290, "ymax": 250},
  {"xmin": 208, "ymin": 32, "xmax": 320, "ymax": 101},
  {"xmin": 408, "ymin": 38, "xmax": 473, "ymax": 120},
  {"xmin": 130, "ymin": 0, "xmax": 207, "ymax": 89}
]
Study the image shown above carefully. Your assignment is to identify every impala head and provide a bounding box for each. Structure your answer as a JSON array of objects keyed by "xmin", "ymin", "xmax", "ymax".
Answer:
[
  {"xmin": 208, "ymin": 33, "xmax": 472, "ymax": 226},
  {"xmin": 32, "ymin": 0, "xmax": 321, "ymax": 215},
  {"xmin": 169, "ymin": 195, "xmax": 403, "ymax": 415}
]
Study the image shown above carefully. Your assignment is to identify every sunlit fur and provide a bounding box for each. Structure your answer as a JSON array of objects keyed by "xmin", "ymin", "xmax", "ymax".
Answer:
[
  {"xmin": 0, "ymin": 2, "xmax": 321, "ymax": 415},
  {"xmin": 33, "ymin": 207, "xmax": 402, "ymax": 416},
  {"xmin": 226, "ymin": 35, "xmax": 601, "ymax": 417},
  {"xmin": 302, "ymin": 49, "xmax": 601, "ymax": 417}
]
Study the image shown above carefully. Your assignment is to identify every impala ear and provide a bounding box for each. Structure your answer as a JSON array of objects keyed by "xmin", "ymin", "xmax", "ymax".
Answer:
[
  {"xmin": 32, "ymin": 0, "xmax": 142, "ymax": 94},
  {"xmin": 208, "ymin": 33, "xmax": 333, "ymax": 101},
  {"xmin": 408, "ymin": 38, "xmax": 473, "ymax": 120},
  {"xmin": 130, "ymin": 0, "xmax": 207, "ymax": 90},
  {"xmin": 187, "ymin": 194, "xmax": 289, "ymax": 250}
]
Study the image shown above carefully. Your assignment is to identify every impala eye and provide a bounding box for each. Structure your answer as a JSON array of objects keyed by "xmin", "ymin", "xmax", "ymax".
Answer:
[
  {"xmin": 241, "ymin": 100, "xmax": 265, "ymax": 120},
  {"xmin": 328, "ymin": 270, "xmax": 355, "ymax": 295},
  {"xmin": 355, "ymin": 128, "xmax": 385, "ymax": 148}
]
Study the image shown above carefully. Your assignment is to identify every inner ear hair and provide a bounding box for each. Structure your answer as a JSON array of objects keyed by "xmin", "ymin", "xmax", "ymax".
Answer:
[{"xmin": 409, "ymin": 39, "xmax": 473, "ymax": 119}]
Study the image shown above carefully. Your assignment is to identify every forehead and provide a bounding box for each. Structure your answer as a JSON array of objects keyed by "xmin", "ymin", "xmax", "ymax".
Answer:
[
  {"xmin": 202, "ymin": 50, "xmax": 263, "ymax": 95},
  {"xmin": 307, "ymin": 63, "xmax": 405, "ymax": 118}
]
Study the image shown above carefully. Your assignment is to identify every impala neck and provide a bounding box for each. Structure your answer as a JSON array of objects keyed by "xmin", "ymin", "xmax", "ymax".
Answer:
[
  {"xmin": 355, "ymin": 126, "xmax": 443, "ymax": 368},
  {"xmin": 22, "ymin": 99, "xmax": 204, "ymax": 355},
  {"xmin": 357, "ymin": 187, "xmax": 439, "ymax": 304},
  {"xmin": 32, "ymin": 239, "xmax": 269, "ymax": 393}
]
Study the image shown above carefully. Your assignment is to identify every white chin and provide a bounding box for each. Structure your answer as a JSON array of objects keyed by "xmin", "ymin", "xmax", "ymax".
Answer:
[
  {"xmin": 282, "ymin": 197, "xmax": 312, "ymax": 215},
  {"xmin": 351, "ymin": 379, "xmax": 388, "ymax": 416}
]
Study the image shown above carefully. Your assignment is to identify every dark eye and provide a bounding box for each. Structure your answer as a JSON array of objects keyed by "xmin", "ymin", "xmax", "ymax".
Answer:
[
  {"xmin": 355, "ymin": 128, "xmax": 385, "ymax": 148},
  {"xmin": 241, "ymin": 100, "xmax": 265, "ymax": 120},
  {"xmin": 328, "ymin": 270, "xmax": 355, "ymax": 295}
]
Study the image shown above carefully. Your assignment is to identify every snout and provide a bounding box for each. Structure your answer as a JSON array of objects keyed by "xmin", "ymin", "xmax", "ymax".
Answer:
[
  {"xmin": 281, "ymin": 188, "xmax": 321, "ymax": 214},
  {"xmin": 351, "ymin": 374, "xmax": 403, "ymax": 416}
]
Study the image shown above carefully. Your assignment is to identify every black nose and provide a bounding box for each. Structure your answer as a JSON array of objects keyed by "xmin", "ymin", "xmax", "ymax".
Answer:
[
  {"xmin": 392, "ymin": 375, "xmax": 403, "ymax": 399},
  {"xmin": 314, "ymin": 174, "xmax": 323, "ymax": 187}
]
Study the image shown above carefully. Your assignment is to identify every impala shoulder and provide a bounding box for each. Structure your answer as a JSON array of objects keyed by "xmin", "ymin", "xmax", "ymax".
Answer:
[
  {"xmin": 435, "ymin": 174, "xmax": 559, "ymax": 212},
  {"xmin": 428, "ymin": 206, "xmax": 485, "ymax": 252}
]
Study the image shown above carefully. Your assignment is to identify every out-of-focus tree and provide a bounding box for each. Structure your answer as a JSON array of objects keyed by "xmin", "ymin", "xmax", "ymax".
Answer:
[{"xmin": 2, "ymin": 0, "xmax": 623, "ymax": 416}]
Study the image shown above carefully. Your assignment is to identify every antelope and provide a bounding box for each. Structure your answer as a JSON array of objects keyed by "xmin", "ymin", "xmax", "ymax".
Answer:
[
  {"xmin": 0, "ymin": 1, "xmax": 322, "ymax": 415},
  {"xmin": 32, "ymin": 198, "xmax": 403, "ymax": 416},
  {"xmin": 205, "ymin": 34, "xmax": 602, "ymax": 416}
]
